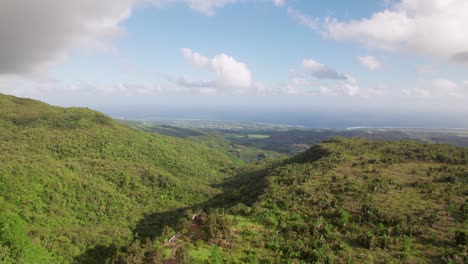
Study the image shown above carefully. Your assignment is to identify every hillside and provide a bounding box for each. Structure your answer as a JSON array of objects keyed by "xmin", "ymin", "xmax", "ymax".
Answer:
[
  {"xmin": 127, "ymin": 137, "xmax": 467, "ymax": 263},
  {"xmin": 0, "ymin": 94, "xmax": 239, "ymax": 263},
  {"xmin": 242, "ymin": 137, "xmax": 467, "ymax": 263},
  {"xmin": 1, "ymin": 94, "xmax": 467, "ymax": 263},
  {"xmin": 121, "ymin": 120, "xmax": 286, "ymax": 163}
]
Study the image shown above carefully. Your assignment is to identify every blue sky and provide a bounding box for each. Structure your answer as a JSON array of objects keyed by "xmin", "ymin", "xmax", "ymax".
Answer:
[{"xmin": 1, "ymin": 0, "xmax": 467, "ymax": 115}]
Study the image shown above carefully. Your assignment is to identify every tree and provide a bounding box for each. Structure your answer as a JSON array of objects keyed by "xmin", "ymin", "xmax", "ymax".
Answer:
[
  {"xmin": 175, "ymin": 245, "xmax": 191, "ymax": 264},
  {"xmin": 208, "ymin": 246, "xmax": 223, "ymax": 264}
]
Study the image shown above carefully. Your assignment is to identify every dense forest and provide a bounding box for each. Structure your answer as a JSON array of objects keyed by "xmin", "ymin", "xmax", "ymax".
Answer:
[
  {"xmin": 0, "ymin": 94, "xmax": 238, "ymax": 263},
  {"xmin": 1, "ymin": 93, "xmax": 467, "ymax": 263}
]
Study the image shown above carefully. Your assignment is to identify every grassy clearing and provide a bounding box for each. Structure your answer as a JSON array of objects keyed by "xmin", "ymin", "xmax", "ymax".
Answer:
[{"xmin": 247, "ymin": 134, "xmax": 271, "ymax": 139}]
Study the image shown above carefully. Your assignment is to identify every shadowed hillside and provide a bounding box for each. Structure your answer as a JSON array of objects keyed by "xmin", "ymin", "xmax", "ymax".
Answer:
[
  {"xmin": 209, "ymin": 137, "xmax": 467, "ymax": 263},
  {"xmin": 1, "ymin": 94, "xmax": 466, "ymax": 263},
  {"xmin": 115, "ymin": 137, "xmax": 467, "ymax": 263},
  {"xmin": 0, "ymin": 93, "xmax": 239, "ymax": 263}
]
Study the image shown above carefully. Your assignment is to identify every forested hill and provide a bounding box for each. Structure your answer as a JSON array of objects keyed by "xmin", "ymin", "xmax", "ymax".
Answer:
[
  {"xmin": 107, "ymin": 138, "xmax": 467, "ymax": 263},
  {"xmin": 204, "ymin": 137, "xmax": 467, "ymax": 263},
  {"xmin": 0, "ymin": 93, "xmax": 238, "ymax": 263},
  {"xmin": 1, "ymin": 93, "xmax": 467, "ymax": 263}
]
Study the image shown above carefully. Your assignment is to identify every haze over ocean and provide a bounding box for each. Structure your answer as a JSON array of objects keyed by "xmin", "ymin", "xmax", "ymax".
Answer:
[{"xmin": 99, "ymin": 106, "xmax": 468, "ymax": 129}]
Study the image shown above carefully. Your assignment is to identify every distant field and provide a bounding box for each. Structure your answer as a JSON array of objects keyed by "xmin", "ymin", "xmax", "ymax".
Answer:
[
  {"xmin": 121, "ymin": 119, "xmax": 468, "ymax": 159},
  {"xmin": 247, "ymin": 134, "xmax": 270, "ymax": 139}
]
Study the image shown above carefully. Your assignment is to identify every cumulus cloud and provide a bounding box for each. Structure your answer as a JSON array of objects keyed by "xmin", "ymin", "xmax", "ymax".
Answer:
[
  {"xmin": 281, "ymin": 60, "xmax": 383, "ymax": 97},
  {"xmin": 285, "ymin": 79, "xmax": 367, "ymax": 98},
  {"xmin": 273, "ymin": 0, "xmax": 286, "ymax": 7},
  {"xmin": 318, "ymin": 86, "xmax": 334, "ymax": 95},
  {"xmin": 0, "ymin": 0, "xmax": 134, "ymax": 75},
  {"xmin": 181, "ymin": 48, "xmax": 210, "ymax": 67},
  {"xmin": 357, "ymin": 56, "xmax": 381, "ymax": 70},
  {"xmin": 284, "ymin": 65, "xmax": 382, "ymax": 98},
  {"xmin": 288, "ymin": 70, "xmax": 317, "ymax": 87},
  {"xmin": 287, "ymin": 8, "xmax": 317, "ymax": 29},
  {"xmin": 340, "ymin": 82, "xmax": 361, "ymax": 96},
  {"xmin": 430, "ymin": 78, "xmax": 465, "ymax": 98},
  {"xmin": 302, "ymin": 59, "xmax": 346, "ymax": 80},
  {"xmin": 403, "ymin": 78, "xmax": 465, "ymax": 99},
  {"xmin": 62, "ymin": 82, "xmax": 165, "ymax": 96},
  {"xmin": 322, "ymin": 0, "xmax": 468, "ymax": 62},
  {"xmin": 211, "ymin": 53, "xmax": 252, "ymax": 88},
  {"xmin": 180, "ymin": 48, "xmax": 253, "ymax": 90},
  {"xmin": 451, "ymin": 52, "xmax": 468, "ymax": 63},
  {"xmin": 199, "ymin": 87, "xmax": 217, "ymax": 95},
  {"xmin": 175, "ymin": 76, "xmax": 215, "ymax": 88},
  {"xmin": 184, "ymin": 0, "xmax": 237, "ymax": 16},
  {"xmin": 143, "ymin": 0, "xmax": 237, "ymax": 15},
  {"xmin": 0, "ymin": 0, "xmax": 251, "ymax": 76}
]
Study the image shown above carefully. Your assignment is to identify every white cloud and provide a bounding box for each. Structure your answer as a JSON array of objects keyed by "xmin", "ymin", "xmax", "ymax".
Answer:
[
  {"xmin": 341, "ymin": 82, "xmax": 361, "ymax": 96},
  {"xmin": 181, "ymin": 48, "xmax": 210, "ymax": 67},
  {"xmin": 319, "ymin": 86, "xmax": 334, "ymax": 96},
  {"xmin": 357, "ymin": 56, "xmax": 381, "ymax": 70},
  {"xmin": 335, "ymin": 77, "xmax": 387, "ymax": 98},
  {"xmin": 431, "ymin": 78, "xmax": 464, "ymax": 98},
  {"xmin": 211, "ymin": 53, "xmax": 252, "ymax": 88},
  {"xmin": 0, "ymin": 0, "xmax": 133, "ymax": 75},
  {"xmin": 403, "ymin": 78, "xmax": 465, "ymax": 99},
  {"xmin": 287, "ymin": 8, "xmax": 317, "ymax": 30},
  {"xmin": 302, "ymin": 59, "xmax": 346, "ymax": 80},
  {"xmin": 0, "ymin": 0, "xmax": 252, "ymax": 76},
  {"xmin": 175, "ymin": 76, "xmax": 215, "ymax": 88},
  {"xmin": 180, "ymin": 48, "xmax": 253, "ymax": 90},
  {"xmin": 284, "ymin": 64, "xmax": 381, "ymax": 98},
  {"xmin": 288, "ymin": 70, "xmax": 315, "ymax": 87},
  {"xmin": 199, "ymin": 87, "xmax": 217, "ymax": 95},
  {"xmin": 184, "ymin": 0, "xmax": 237, "ymax": 16},
  {"xmin": 323, "ymin": 0, "xmax": 468, "ymax": 62},
  {"xmin": 143, "ymin": 0, "xmax": 237, "ymax": 15},
  {"xmin": 273, "ymin": 0, "xmax": 286, "ymax": 7},
  {"xmin": 66, "ymin": 82, "xmax": 165, "ymax": 96},
  {"xmin": 416, "ymin": 64, "xmax": 439, "ymax": 75}
]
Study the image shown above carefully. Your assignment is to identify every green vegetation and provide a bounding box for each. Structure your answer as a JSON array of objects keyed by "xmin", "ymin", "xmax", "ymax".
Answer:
[
  {"xmin": 123, "ymin": 121, "xmax": 285, "ymax": 163},
  {"xmin": 1, "ymin": 93, "xmax": 467, "ymax": 263},
  {"xmin": 0, "ymin": 93, "xmax": 238, "ymax": 263},
  {"xmin": 113, "ymin": 137, "xmax": 467, "ymax": 263},
  {"xmin": 246, "ymin": 134, "xmax": 270, "ymax": 139},
  {"xmin": 126, "ymin": 120, "xmax": 468, "ymax": 156},
  {"xmin": 237, "ymin": 137, "xmax": 467, "ymax": 263}
]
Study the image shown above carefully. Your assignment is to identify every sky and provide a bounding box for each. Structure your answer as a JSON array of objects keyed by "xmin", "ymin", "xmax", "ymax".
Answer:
[{"xmin": 1, "ymin": 0, "xmax": 468, "ymax": 120}]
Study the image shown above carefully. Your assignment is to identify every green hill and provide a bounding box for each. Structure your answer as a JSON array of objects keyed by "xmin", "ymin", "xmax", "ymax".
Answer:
[
  {"xmin": 1, "ymin": 94, "xmax": 467, "ymax": 263},
  {"xmin": 141, "ymin": 137, "xmax": 467, "ymax": 263},
  {"xmin": 0, "ymin": 94, "xmax": 238, "ymax": 263},
  {"xmin": 190, "ymin": 137, "xmax": 467, "ymax": 263}
]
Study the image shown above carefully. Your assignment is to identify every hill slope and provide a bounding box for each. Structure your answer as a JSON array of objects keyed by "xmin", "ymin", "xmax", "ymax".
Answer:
[
  {"xmin": 0, "ymin": 94, "xmax": 238, "ymax": 263},
  {"xmin": 147, "ymin": 137, "xmax": 467, "ymax": 263},
  {"xmin": 211, "ymin": 137, "xmax": 467, "ymax": 263},
  {"xmin": 1, "ymin": 94, "xmax": 467, "ymax": 263}
]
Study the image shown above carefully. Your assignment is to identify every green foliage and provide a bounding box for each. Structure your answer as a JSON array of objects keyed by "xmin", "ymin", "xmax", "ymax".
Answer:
[
  {"xmin": 0, "ymin": 93, "xmax": 237, "ymax": 262},
  {"xmin": 1, "ymin": 94, "xmax": 467, "ymax": 263},
  {"xmin": 0, "ymin": 210, "xmax": 53, "ymax": 263},
  {"xmin": 123, "ymin": 121, "xmax": 286, "ymax": 163},
  {"xmin": 211, "ymin": 137, "xmax": 467, "ymax": 263},
  {"xmin": 205, "ymin": 210, "xmax": 236, "ymax": 246},
  {"xmin": 109, "ymin": 239, "xmax": 162, "ymax": 264},
  {"xmin": 207, "ymin": 246, "xmax": 223, "ymax": 264},
  {"xmin": 401, "ymin": 236, "xmax": 413, "ymax": 260},
  {"xmin": 175, "ymin": 245, "xmax": 192, "ymax": 264}
]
